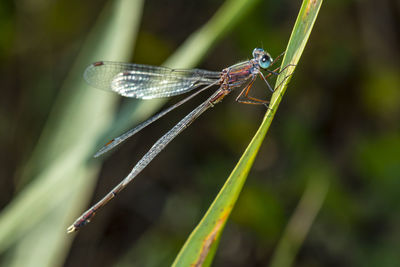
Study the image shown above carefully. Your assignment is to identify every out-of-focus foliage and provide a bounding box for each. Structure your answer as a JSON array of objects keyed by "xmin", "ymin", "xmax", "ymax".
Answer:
[{"xmin": 0, "ymin": 0, "xmax": 399, "ymax": 266}]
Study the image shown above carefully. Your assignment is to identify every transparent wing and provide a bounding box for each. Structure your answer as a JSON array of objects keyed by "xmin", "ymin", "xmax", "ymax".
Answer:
[
  {"xmin": 94, "ymin": 80, "xmax": 219, "ymax": 158},
  {"xmin": 84, "ymin": 61, "xmax": 221, "ymax": 99}
]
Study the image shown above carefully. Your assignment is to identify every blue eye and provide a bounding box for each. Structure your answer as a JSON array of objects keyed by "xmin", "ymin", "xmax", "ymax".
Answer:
[{"xmin": 259, "ymin": 55, "xmax": 272, "ymax": 69}]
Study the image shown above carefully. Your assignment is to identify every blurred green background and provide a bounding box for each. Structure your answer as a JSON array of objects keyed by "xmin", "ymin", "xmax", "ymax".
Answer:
[{"xmin": 0, "ymin": 0, "xmax": 399, "ymax": 266}]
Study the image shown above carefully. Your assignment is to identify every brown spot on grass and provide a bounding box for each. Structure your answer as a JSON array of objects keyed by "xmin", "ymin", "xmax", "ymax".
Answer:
[{"xmin": 191, "ymin": 212, "xmax": 229, "ymax": 267}]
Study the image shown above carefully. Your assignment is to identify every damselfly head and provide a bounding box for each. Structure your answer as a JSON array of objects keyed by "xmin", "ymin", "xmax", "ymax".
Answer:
[{"xmin": 252, "ymin": 48, "xmax": 272, "ymax": 70}]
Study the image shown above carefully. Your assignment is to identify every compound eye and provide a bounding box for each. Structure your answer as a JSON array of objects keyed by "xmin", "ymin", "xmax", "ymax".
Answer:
[{"xmin": 259, "ymin": 55, "xmax": 272, "ymax": 69}]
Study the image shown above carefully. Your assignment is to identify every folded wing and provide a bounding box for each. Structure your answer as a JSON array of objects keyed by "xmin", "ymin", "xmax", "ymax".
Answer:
[{"xmin": 84, "ymin": 61, "xmax": 221, "ymax": 99}]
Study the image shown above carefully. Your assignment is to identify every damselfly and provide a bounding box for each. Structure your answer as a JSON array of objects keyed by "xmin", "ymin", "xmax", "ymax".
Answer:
[{"xmin": 67, "ymin": 48, "xmax": 291, "ymax": 233}]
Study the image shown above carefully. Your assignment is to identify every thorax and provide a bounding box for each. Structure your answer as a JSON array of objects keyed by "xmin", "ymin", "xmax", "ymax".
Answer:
[{"xmin": 220, "ymin": 59, "xmax": 259, "ymax": 90}]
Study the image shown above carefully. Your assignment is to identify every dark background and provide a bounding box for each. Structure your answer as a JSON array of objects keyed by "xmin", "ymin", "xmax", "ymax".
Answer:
[{"xmin": 1, "ymin": 0, "xmax": 399, "ymax": 266}]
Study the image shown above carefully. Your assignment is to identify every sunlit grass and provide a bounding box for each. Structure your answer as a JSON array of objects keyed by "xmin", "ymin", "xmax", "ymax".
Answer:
[{"xmin": 172, "ymin": 0, "xmax": 323, "ymax": 266}]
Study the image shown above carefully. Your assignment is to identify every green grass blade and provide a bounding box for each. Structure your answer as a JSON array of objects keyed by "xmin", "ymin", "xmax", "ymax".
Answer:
[
  {"xmin": 270, "ymin": 171, "xmax": 330, "ymax": 267},
  {"xmin": 164, "ymin": 0, "xmax": 262, "ymax": 68},
  {"xmin": 0, "ymin": 1, "xmax": 143, "ymax": 266},
  {"xmin": 172, "ymin": 0, "xmax": 323, "ymax": 266}
]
